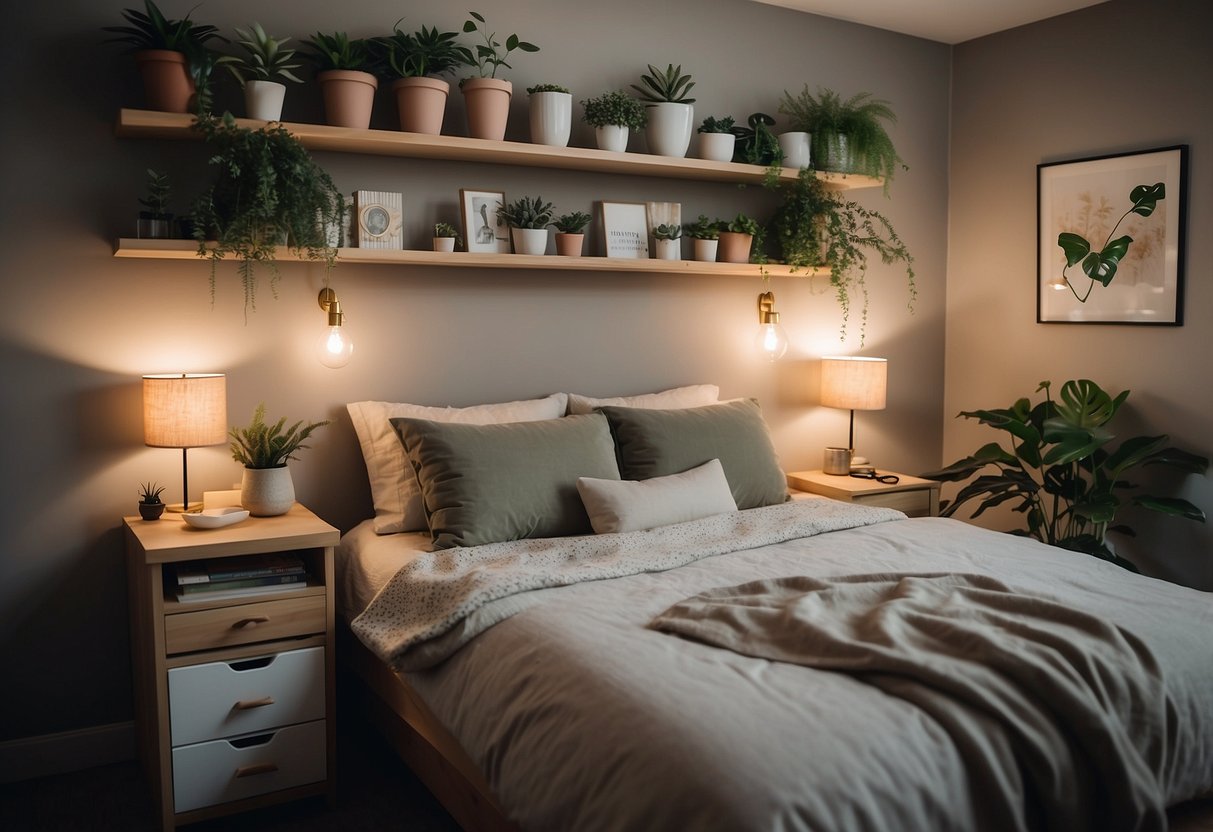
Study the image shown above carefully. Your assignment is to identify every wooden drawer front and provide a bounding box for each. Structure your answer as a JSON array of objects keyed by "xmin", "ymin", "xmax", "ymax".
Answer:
[
  {"xmin": 168, "ymin": 647, "xmax": 325, "ymax": 746},
  {"xmin": 164, "ymin": 596, "xmax": 325, "ymax": 655},
  {"xmin": 172, "ymin": 719, "xmax": 326, "ymax": 813},
  {"xmin": 855, "ymin": 489, "xmax": 932, "ymax": 517}
]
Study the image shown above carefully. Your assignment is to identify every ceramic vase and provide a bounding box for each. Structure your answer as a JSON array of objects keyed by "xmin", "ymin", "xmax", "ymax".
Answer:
[
  {"xmin": 511, "ymin": 228, "xmax": 548, "ymax": 255},
  {"xmin": 595, "ymin": 125, "xmax": 629, "ymax": 152},
  {"xmin": 240, "ymin": 466, "xmax": 295, "ymax": 517},
  {"xmin": 529, "ymin": 91, "xmax": 572, "ymax": 146},
  {"xmin": 462, "ymin": 78, "xmax": 512, "ymax": 141},
  {"xmin": 645, "ymin": 102, "xmax": 694, "ymax": 157},
  {"xmin": 697, "ymin": 132, "xmax": 736, "ymax": 163},
  {"xmin": 393, "ymin": 76, "xmax": 449, "ymax": 134},
  {"xmin": 778, "ymin": 131, "xmax": 812, "ymax": 169},
  {"xmin": 245, "ymin": 80, "xmax": 286, "ymax": 121}
]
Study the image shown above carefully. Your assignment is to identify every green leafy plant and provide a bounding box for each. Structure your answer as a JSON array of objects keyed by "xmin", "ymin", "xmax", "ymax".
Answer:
[
  {"xmin": 230, "ymin": 404, "xmax": 330, "ymax": 469},
  {"xmin": 190, "ymin": 113, "xmax": 346, "ymax": 315},
  {"xmin": 138, "ymin": 481, "xmax": 166, "ymax": 504},
  {"xmin": 302, "ymin": 31, "xmax": 373, "ymax": 72},
  {"xmin": 1054, "ymin": 183, "xmax": 1165, "ymax": 304},
  {"xmin": 496, "ymin": 196, "xmax": 554, "ymax": 229},
  {"xmin": 770, "ymin": 168, "xmax": 914, "ymax": 343},
  {"xmin": 683, "ymin": 214, "xmax": 720, "ymax": 240},
  {"xmin": 553, "ymin": 211, "xmax": 591, "ymax": 234},
  {"xmin": 139, "ymin": 169, "xmax": 173, "ymax": 220},
  {"xmin": 652, "ymin": 223, "xmax": 682, "ymax": 240},
  {"xmin": 923, "ymin": 379, "xmax": 1208, "ymax": 571},
  {"xmin": 187, "ymin": 48, "xmax": 235, "ymax": 115},
  {"xmin": 226, "ymin": 22, "xmax": 303, "ymax": 86},
  {"xmin": 581, "ymin": 90, "xmax": 646, "ymax": 130},
  {"xmin": 731, "ymin": 112, "xmax": 781, "ymax": 167},
  {"xmin": 631, "ymin": 63, "xmax": 695, "ymax": 104},
  {"xmin": 460, "ymin": 11, "xmax": 538, "ymax": 79},
  {"xmin": 103, "ymin": 0, "xmax": 224, "ymax": 53},
  {"xmin": 698, "ymin": 115, "xmax": 734, "ymax": 134},
  {"xmin": 527, "ymin": 83, "xmax": 569, "ymax": 94},
  {"xmin": 434, "ymin": 222, "xmax": 461, "ymax": 244},
  {"xmin": 378, "ymin": 20, "xmax": 469, "ymax": 78},
  {"xmin": 779, "ymin": 86, "xmax": 905, "ymax": 192},
  {"xmin": 724, "ymin": 213, "xmax": 760, "ymax": 237}
]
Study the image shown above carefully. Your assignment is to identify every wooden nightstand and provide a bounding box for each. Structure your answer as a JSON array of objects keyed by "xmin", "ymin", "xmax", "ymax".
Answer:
[
  {"xmin": 124, "ymin": 503, "xmax": 340, "ymax": 831},
  {"xmin": 788, "ymin": 469, "xmax": 940, "ymax": 517}
]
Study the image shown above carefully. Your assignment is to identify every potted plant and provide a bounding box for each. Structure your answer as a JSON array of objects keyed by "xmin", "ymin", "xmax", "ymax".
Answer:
[
  {"xmin": 104, "ymin": 0, "xmax": 225, "ymax": 113},
  {"xmin": 138, "ymin": 481, "xmax": 166, "ymax": 521},
  {"xmin": 922, "ymin": 379, "xmax": 1208, "ymax": 571},
  {"xmin": 433, "ymin": 221, "xmax": 462, "ymax": 252},
  {"xmin": 497, "ymin": 196, "xmax": 553, "ymax": 255},
  {"xmin": 718, "ymin": 213, "xmax": 759, "ymax": 264},
  {"xmin": 731, "ymin": 112, "xmax": 782, "ymax": 169},
  {"xmin": 553, "ymin": 211, "xmax": 590, "ymax": 256},
  {"xmin": 226, "ymin": 22, "xmax": 303, "ymax": 122},
  {"xmin": 137, "ymin": 168, "xmax": 174, "ymax": 239},
  {"xmin": 190, "ymin": 113, "xmax": 347, "ymax": 316},
  {"xmin": 696, "ymin": 116, "xmax": 736, "ymax": 163},
  {"xmin": 632, "ymin": 63, "xmax": 696, "ymax": 158},
  {"xmin": 303, "ymin": 31, "xmax": 378, "ymax": 129},
  {"xmin": 779, "ymin": 86, "xmax": 905, "ymax": 191},
  {"xmin": 581, "ymin": 90, "xmax": 646, "ymax": 152},
  {"xmin": 230, "ymin": 404, "xmax": 329, "ymax": 516},
  {"xmin": 684, "ymin": 214, "xmax": 720, "ymax": 262},
  {"xmin": 459, "ymin": 12, "xmax": 539, "ymax": 141},
  {"xmin": 652, "ymin": 223, "xmax": 683, "ymax": 260},
  {"xmin": 378, "ymin": 20, "xmax": 469, "ymax": 135},
  {"xmin": 528, "ymin": 83, "xmax": 573, "ymax": 147}
]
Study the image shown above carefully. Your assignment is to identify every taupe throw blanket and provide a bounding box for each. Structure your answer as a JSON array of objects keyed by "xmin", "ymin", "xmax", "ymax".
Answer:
[{"xmin": 652, "ymin": 573, "xmax": 1173, "ymax": 832}]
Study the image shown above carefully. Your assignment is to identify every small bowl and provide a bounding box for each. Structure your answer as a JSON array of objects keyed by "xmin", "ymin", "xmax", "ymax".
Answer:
[{"xmin": 181, "ymin": 507, "xmax": 251, "ymax": 529}]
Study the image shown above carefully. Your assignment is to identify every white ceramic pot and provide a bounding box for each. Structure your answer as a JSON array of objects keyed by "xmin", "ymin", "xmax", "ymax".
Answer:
[
  {"xmin": 778, "ymin": 131, "xmax": 811, "ymax": 169},
  {"xmin": 433, "ymin": 237, "xmax": 456, "ymax": 252},
  {"xmin": 692, "ymin": 238, "xmax": 719, "ymax": 262},
  {"xmin": 240, "ymin": 466, "xmax": 295, "ymax": 517},
  {"xmin": 529, "ymin": 91, "xmax": 572, "ymax": 147},
  {"xmin": 697, "ymin": 132, "xmax": 735, "ymax": 163},
  {"xmin": 245, "ymin": 80, "xmax": 286, "ymax": 121},
  {"xmin": 645, "ymin": 102, "xmax": 694, "ymax": 157},
  {"xmin": 511, "ymin": 227, "xmax": 548, "ymax": 255},
  {"xmin": 654, "ymin": 238, "xmax": 681, "ymax": 260},
  {"xmin": 595, "ymin": 125, "xmax": 629, "ymax": 152}
]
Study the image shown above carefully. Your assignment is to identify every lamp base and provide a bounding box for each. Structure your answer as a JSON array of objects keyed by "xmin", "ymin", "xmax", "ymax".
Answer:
[{"xmin": 167, "ymin": 502, "xmax": 203, "ymax": 513}]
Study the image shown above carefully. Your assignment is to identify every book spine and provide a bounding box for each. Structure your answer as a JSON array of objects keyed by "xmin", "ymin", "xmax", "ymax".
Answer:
[{"xmin": 179, "ymin": 573, "xmax": 306, "ymax": 594}]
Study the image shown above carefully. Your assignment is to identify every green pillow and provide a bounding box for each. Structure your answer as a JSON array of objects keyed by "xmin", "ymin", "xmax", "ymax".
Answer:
[
  {"xmin": 392, "ymin": 412, "xmax": 620, "ymax": 548},
  {"xmin": 598, "ymin": 399, "xmax": 788, "ymax": 510}
]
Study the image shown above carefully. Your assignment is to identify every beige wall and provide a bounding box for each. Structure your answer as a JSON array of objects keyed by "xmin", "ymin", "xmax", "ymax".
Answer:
[
  {"xmin": 0, "ymin": 1, "xmax": 948, "ymax": 739},
  {"xmin": 946, "ymin": 0, "xmax": 1213, "ymax": 587}
]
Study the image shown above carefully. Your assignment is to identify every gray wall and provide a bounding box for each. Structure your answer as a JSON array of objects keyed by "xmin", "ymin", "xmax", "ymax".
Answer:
[
  {"xmin": 946, "ymin": 0, "xmax": 1213, "ymax": 587},
  {"xmin": 0, "ymin": 1, "xmax": 948, "ymax": 740}
]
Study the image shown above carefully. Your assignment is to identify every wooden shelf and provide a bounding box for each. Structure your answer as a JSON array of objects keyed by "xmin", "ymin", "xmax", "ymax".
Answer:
[
  {"xmin": 115, "ymin": 109, "xmax": 882, "ymax": 191},
  {"xmin": 113, "ymin": 238, "xmax": 824, "ymax": 277}
]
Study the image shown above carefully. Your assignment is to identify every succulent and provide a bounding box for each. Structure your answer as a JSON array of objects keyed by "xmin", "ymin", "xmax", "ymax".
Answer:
[
  {"xmin": 631, "ymin": 63, "xmax": 695, "ymax": 104},
  {"xmin": 434, "ymin": 222, "xmax": 461, "ymax": 243},
  {"xmin": 379, "ymin": 20, "xmax": 469, "ymax": 78},
  {"xmin": 139, "ymin": 481, "xmax": 166, "ymax": 504},
  {"xmin": 227, "ymin": 22, "xmax": 303, "ymax": 86},
  {"xmin": 461, "ymin": 11, "xmax": 539, "ymax": 79},
  {"xmin": 527, "ymin": 83, "xmax": 570, "ymax": 94},
  {"xmin": 698, "ymin": 115, "xmax": 735, "ymax": 134},
  {"xmin": 581, "ymin": 90, "xmax": 646, "ymax": 130},
  {"xmin": 229, "ymin": 404, "xmax": 330, "ymax": 469},
  {"xmin": 652, "ymin": 223, "xmax": 682, "ymax": 240},
  {"xmin": 724, "ymin": 213, "xmax": 760, "ymax": 236},
  {"xmin": 302, "ymin": 31, "xmax": 373, "ymax": 72},
  {"xmin": 496, "ymin": 196, "xmax": 554, "ymax": 230},
  {"xmin": 103, "ymin": 0, "xmax": 224, "ymax": 53},
  {"xmin": 683, "ymin": 214, "xmax": 720, "ymax": 240},
  {"xmin": 553, "ymin": 211, "xmax": 591, "ymax": 234}
]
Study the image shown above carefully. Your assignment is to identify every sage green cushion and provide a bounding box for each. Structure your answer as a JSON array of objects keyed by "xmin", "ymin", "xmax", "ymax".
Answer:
[
  {"xmin": 598, "ymin": 399, "xmax": 788, "ymax": 510},
  {"xmin": 392, "ymin": 412, "xmax": 620, "ymax": 548}
]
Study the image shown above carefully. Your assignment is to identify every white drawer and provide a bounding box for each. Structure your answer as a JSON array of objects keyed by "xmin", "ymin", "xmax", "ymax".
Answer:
[
  {"xmin": 169, "ymin": 647, "xmax": 325, "ymax": 746},
  {"xmin": 172, "ymin": 720, "xmax": 326, "ymax": 813}
]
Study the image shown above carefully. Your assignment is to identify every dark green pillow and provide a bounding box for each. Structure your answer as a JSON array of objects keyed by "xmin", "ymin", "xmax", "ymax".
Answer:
[
  {"xmin": 392, "ymin": 412, "xmax": 620, "ymax": 548},
  {"xmin": 598, "ymin": 399, "xmax": 788, "ymax": 510}
]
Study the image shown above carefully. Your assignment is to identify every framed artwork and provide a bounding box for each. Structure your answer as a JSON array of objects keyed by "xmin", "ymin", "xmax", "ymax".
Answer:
[
  {"xmin": 600, "ymin": 202, "xmax": 650, "ymax": 258},
  {"xmin": 645, "ymin": 201, "xmax": 681, "ymax": 250},
  {"xmin": 1037, "ymin": 145, "xmax": 1187, "ymax": 325},
  {"xmin": 353, "ymin": 190, "xmax": 403, "ymax": 249},
  {"xmin": 460, "ymin": 189, "xmax": 510, "ymax": 254}
]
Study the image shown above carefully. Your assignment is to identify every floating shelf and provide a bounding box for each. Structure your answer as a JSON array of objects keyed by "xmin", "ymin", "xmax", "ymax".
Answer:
[
  {"xmin": 113, "ymin": 239, "xmax": 824, "ymax": 278},
  {"xmin": 115, "ymin": 109, "xmax": 882, "ymax": 191}
]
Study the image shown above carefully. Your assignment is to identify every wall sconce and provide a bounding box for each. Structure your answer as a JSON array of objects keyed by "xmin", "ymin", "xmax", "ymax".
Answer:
[
  {"xmin": 143, "ymin": 373, "xmax": 227, "ymax": 511},
  {"xmin": 317, "ymin": 287, "xmax": 354, "ymax": 369},
  {"xmin": 754, "ymin": 291, "xmax": 789, "ymax": 361},
  {"xmin": 820, "ymin": 356, "xmax": 887, "ymax": 472}
]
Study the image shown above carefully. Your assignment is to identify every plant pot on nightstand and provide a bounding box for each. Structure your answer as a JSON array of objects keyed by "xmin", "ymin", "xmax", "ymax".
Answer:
[{"xmin": 241, "ymin": 466, "xmax": 295, "ymax": 516}]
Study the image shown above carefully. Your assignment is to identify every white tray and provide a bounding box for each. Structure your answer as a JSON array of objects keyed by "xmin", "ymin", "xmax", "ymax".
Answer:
[{"xmin": 182, "ymin": 507, "xmax": 251, "ymax": 529}]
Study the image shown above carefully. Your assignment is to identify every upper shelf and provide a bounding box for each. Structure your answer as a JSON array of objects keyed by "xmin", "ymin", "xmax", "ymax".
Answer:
[{"xmin": 115, "ymin": 109, "xmax": 882, "ymax": 191}]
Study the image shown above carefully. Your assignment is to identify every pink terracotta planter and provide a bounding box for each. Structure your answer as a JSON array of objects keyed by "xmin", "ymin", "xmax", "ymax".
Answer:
[
  {"xmin": 717, "ymin": 231, "xmax": 754, "ymax": 263},
  {"xmin": 555, "ymin": 233, "xmax": 584, "ymax": 256},
  {"xmin": 392, "ymin": 76, "xmax": 449, "ymax": 135},
  {"xmin": 462, "ymin": 78, "xmax": 512, "ymax": 141},
  {"xmin": 317, "ymin": 69, "xmax": 378, "ymax": 129},
  {"xmin": 134, "ymin": 49, "xmax": 194, "ymax": 113}
]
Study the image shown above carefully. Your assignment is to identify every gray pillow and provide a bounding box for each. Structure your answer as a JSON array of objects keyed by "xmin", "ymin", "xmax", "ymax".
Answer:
[
  {"xmin": 598, "ymin": 399, "xmax": 788, "ymax": 510},
  {"xmin": 392, "ymin": 412, "xmax": 620, "ymax": 548}
]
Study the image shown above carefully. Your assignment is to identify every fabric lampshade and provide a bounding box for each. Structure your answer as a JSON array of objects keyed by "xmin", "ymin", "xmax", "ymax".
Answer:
[
  {"xmin": 143, "ymin": 374, "xmax": 227, "ymax": 449},
  {"xmin": 820, "ymin": 357, "xmax": 887, "ymax": 412}
]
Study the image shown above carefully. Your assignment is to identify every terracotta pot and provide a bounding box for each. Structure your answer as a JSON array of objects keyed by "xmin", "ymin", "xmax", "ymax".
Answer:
[
  {"xmin": 692, "ymin": 238, "xmax": 719, "ymax": 262},
  {"xmin": 393, "ymin": 76, "xmax": 449, "ymax": 134},
  {"xmin": 555, "ymin": 232, "xmax": 584, "ymax": 257},
  {"xmin": 245, "ymin": 80, "xmax": 286, "ymax": 121},
  {"xmin": 433, "ymin": 236, "xmax": 456, "ymax": 252},
  {"xmin": 595, "ymin": 125, "xmax": 629, "ymax": 152},
  {"xmin": 529, "ymin": 91, "xmax": 572, "ymax": 146},
  {"xmin": 697, "ymin": 132, "xmax": 735, "ymax": 163},
  {"xmin": 645, "ymin": 102, "xmax": 694, "ymax": 157},
  {"xmin": 717, "ymin": 231, "xmax": 753, "ymax": 263},
  {"xmin": 462, "ymin": 78, "xmax": 512, "ymax": 141},
  {"xmin": 240, "ymin": 466, "xmax": 295, "ymax": 517},
  {"xmin": 134, "ymin": 49, "xmax": 194, "ymax": 113},
  {"xmin": 317, "ymin": 69, "xmax": 378, "ymax": 129}
]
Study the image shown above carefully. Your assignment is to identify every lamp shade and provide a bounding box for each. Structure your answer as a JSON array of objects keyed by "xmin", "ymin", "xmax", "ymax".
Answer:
[
  {"xmin": 143, "ymin": 374, "xmax": 227, "ymax": 448},
  {"xmin": 820, "ymin": 357, "xmax": 887, "ymax": 411}
]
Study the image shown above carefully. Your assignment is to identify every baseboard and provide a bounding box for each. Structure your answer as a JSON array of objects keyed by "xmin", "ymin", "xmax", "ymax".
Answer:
[{"xmin": 0, "ymin": 721, "xmax": 136, "ymax": 783}]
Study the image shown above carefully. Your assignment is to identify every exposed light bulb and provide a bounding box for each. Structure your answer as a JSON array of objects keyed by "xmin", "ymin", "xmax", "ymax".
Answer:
[
  {"xmin": 316, "ymin": 288, "xmax": 353, "ymax": 369},
  {"xmin": 755, "ymin": 316, "xmax": 789, "ymax": 361}
]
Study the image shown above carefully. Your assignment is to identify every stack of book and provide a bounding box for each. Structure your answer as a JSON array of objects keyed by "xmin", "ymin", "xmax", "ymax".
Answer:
[{"xmin": 175, "ymin": 553, "xmax": 309, "ymax": 603}]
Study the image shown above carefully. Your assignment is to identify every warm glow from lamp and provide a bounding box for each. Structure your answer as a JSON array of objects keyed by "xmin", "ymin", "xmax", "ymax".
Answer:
[
  {"xmin": 755, "ymin": 291, "xmax": 789, "ymax": 361},
  {"xmin": 143, "ymin": 373, "xmax": 227, "ymax": 511},
  {"xmin": 820, "ymin": 356, "xmax": 887, "ymax": 468},
  {"xmin": 317, "ymin": 288, "xmax": 354, "ymax": 369}
]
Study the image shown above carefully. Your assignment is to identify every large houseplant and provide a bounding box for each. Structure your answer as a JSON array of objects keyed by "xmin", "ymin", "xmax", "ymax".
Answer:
[
  {"xmin": 923, "ymin": 379, "xmax": 1207, "ymax": 571},
  {"xmin": 459, "ymin": 11, "xmax": 539, "ymax": 141},
  {"xmin": 631, "ymin": 63, "xmax": 695, "ymax": 158},
  {"xmin": 779, "ymin": 86, "xmax": 904, "ymax": 191},
  {"xmin": 230, "ymin": 403, "xmax": 329, "ymax": 516},
  {"xmin": 379, "ymin": 20, "xmax": 469, "ymax": 134}
]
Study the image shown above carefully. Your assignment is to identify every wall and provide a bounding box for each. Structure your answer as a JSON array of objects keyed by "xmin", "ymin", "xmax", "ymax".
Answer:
[
  {"xmin": 0, "ymin": 0, "xmax": 949, "ymax": 741},
  {"xmin": 946, "ymin": 0, "xmax": 1213, "ymax": 587}
]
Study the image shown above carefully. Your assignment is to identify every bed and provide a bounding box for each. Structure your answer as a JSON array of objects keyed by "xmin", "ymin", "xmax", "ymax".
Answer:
[{"xmin": 337, "ymin": 389, "xmax": 1213, "ymax": 831}]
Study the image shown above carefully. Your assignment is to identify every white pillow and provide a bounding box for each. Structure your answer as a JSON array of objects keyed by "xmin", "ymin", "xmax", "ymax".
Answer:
[
  {"xmin": 577, "ymin": 458, "xmax": 738, "ymax": 535},
  {"xmin": 348, "ymin": 393, "xmax": 569, "ymax": 534},
  {"xmin": 565, "ymin": 384, "xmax": 719, "ymax": 415}
]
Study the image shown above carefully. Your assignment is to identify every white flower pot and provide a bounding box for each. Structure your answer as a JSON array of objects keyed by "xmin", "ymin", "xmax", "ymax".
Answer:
[
  {"xmin": 779, "ymin": 131, "xmax": 811, "ymax": 169},
  {"xmin": 697, "ymin": 132, "xmax": 735, "ymax": 163},
  {"xmin": 595, "ymin": 125, "xmax": 629, "ymax": 152},
  {"xmin": 511, "ymin": 227, "xmax": 549, "ymax": 255},
  {"xmin": 654, "ymin": 238, "xmax": 681, "ymax": 260},
  {"xmin": 433, "ymin": 237, "xmax": 456, "ymax": 252},
  {"xmin": 692, "ymin": 238, "xmax": 719, "ymax": 262},
  {"xmin": 240, "ymin": 466, "xmax": 295, "ymax": 517},
  {"xmin": 645, "ymin": 102, "xmax": 694, "ymax": 157},
  {"xmin": 529, "ymin": 91, "xmax": 572, "ymax": 147},
  {"xmin": 245, "ymin": 80, "xmax": 286, "ymax": 121}
]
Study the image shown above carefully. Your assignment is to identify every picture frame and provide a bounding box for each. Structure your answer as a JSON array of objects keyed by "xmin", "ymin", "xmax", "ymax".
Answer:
[
  {"xmin": 460, "ymin": 189, "xmax": 510, "ymax": 254},
  {"xmin": 1037, "ymin": 145, "xmax": 1187, "ymax": 325},
  {"xmin": 353, "ymin": 190, "xmax": 403, "ymax": 249},
  {"xmin": 599, "ymin": 201, "xmax": 650, "ymax": 258},
  {"xmin": 645, "ymin": 201, "xmax": 681, "ymax": 250}
]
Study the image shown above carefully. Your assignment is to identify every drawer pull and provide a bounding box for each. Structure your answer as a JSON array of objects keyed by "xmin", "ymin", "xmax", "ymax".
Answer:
[
  {"xmin": 234, "ymin": 762, "xmax": 279, "ymax": 778},
  {"xmin": 232, "ymin": 616, "xmax": 271, "ymax": 629},
  {"xmin": 233, "ymin": 696, "xmax": 275, "ymax": 711}
]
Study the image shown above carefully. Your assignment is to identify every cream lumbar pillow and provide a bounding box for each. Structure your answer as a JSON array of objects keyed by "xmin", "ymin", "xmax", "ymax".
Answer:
[
  {"xmin": 564, "ymin": 384, "xmax": 719, "ymax": 416},
  {"xmin": 577, "ymin": 458, "xmax": 738, "ymax": 535}
]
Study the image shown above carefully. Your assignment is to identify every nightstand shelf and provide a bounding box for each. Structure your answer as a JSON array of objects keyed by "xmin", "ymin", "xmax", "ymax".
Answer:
[{"xmin": 787, "ymin": 469, "xmax": 940, "ymax": 517}]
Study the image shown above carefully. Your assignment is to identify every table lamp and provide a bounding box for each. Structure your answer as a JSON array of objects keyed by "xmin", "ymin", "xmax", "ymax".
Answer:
[
  {"xmin": 143, "ymin": 373, "xmax": 227, "ymax": 512},
  {"xmin": 820, "ymin": 356, "xmax": 887, "ymax": 473}
]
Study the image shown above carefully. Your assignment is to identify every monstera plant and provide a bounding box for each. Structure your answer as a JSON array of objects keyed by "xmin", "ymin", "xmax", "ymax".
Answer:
[
  {"xmin": 1055, "ymin": 183, "xmax": 1165, "ymax": 303},
  {"xmin": 923, "ymin": 379, "xmax": 1207, "ymax": 571}
]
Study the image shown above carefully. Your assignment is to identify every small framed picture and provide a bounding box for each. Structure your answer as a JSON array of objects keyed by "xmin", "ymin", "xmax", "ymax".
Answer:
[
  {"xmin": 600, "ymin": 201, "xmax": 650, "ymax": 258},
  {"xmin": 461, "ymin": 189, "xmax": 510, "ymax": 254},
  {"xmin": 645, "ymin": 201, "xmax": 681, "ymax": 249},
  {"xmin": 353, "ymin": 190, "xmax": 403, "ymax": 249}
]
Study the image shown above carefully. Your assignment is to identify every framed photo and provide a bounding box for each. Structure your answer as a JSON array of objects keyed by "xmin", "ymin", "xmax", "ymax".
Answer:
[
  {"xmin": 1037, "ymin": 145, "xmax": 1187, "ymax": 325},
  {"xmin": 645, "ymin": 201, "xmax": 681, "ymax": 250},
  {"xmin": 460, "ymin": 189, "xmax": 510, "ymax": 254},
  {"xmin": 353, "ymin": 190, "xmax": 403, "ymax": 249},
  {"xmin": 600, "ymin": 202, "xmax": 650, "ymax": 258}
]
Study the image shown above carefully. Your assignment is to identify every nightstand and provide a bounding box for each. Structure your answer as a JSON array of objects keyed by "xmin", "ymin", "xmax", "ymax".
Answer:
[
  {"xmin": 787, "ymin": 469, "xmax": 940, "ymax": 517},
  {"xmin": 124, "ymin": 503, "xmax": 340, "ymax": 831}
]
